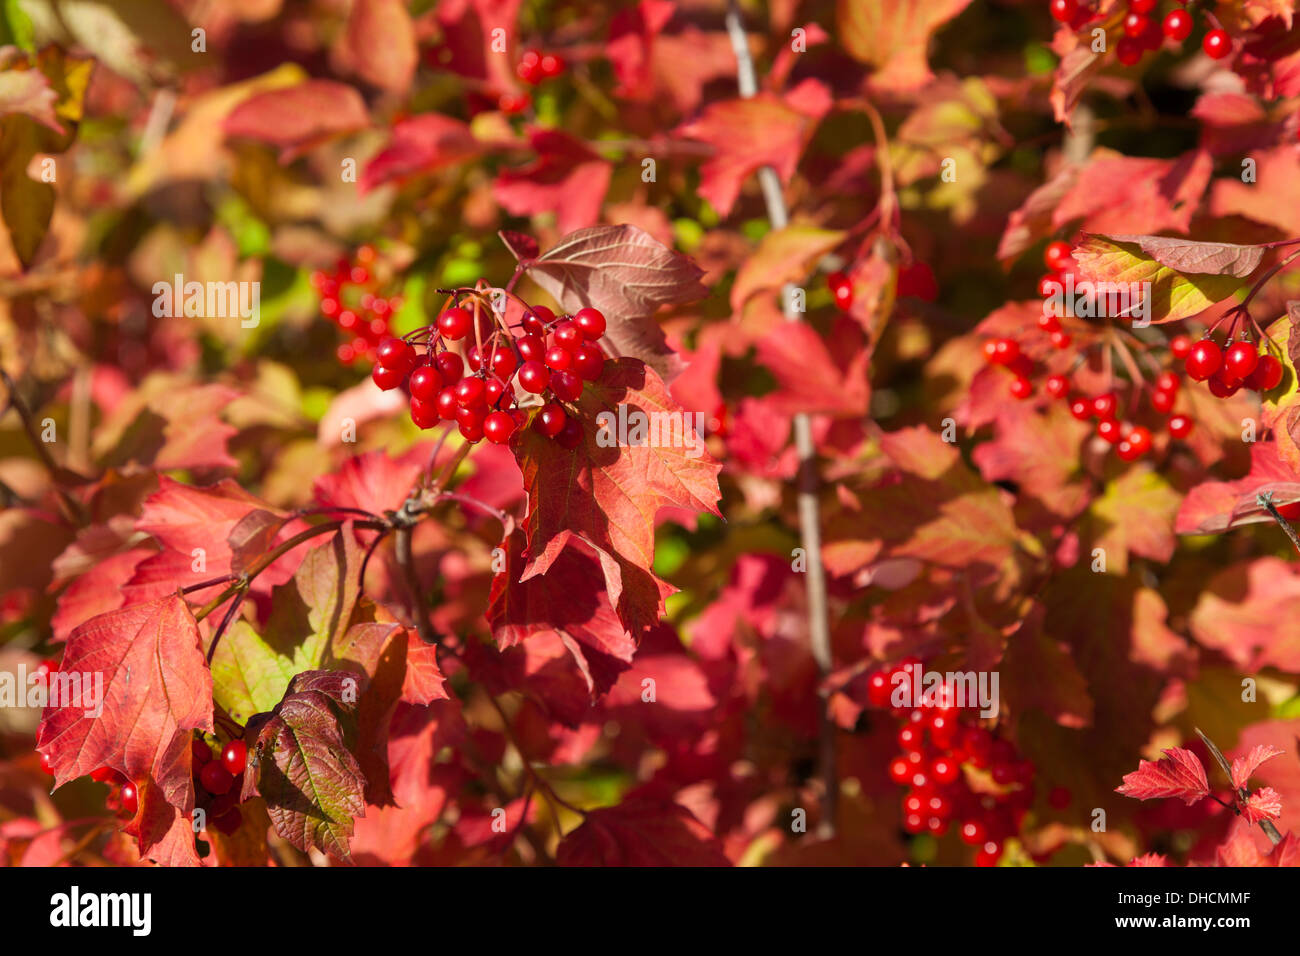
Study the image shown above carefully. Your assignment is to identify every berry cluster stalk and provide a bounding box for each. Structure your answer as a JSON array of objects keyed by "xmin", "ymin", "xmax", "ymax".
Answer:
[{"xmin": 726, "ymin": 0, "xmax": 837, "ymax": 837}]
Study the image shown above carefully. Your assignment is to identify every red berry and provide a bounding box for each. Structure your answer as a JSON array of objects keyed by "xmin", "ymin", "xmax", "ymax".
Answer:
[
  {"xmin": 1168, "ymin": 414, "xmax": 1193, "ymax": 439},
  {"xmin": 484, "ymin": 378, "xmax": 506, "ymax": 407},
  {"xmin": 1045, "ymin": 374, "xmax": 1069, "ymax": 399},
  {"xmin": 931, "ymin": 757, "xmax": 959, "ymax": 785},
  {"xmin": 898, "ymin": 725, "xmax": 924, "ymax": 752},
  {"xmin": 372, "ymin": 364, "xmax": 404, "ymax": 391},
  {"xmin": 1116, "ymin": 37, "xmax": 1142, "ymax": 66},
  {"xmin": 1246, "ymin": 353, "xmax": 1284, "ymax": 391},
  {"xmin": 1170, "ymin": 334, "xmax": 1192, "ymax": 359},
  {"xmin": 120, "ymin": 782, "xmax": 138, "ymax": 816},
  {"xmin": 828, "ymin": 271, "xmax": 853, "ymax": 310},
  {"xmin": 200, "ymin": 761, "xmax": 234, "ymax": 795},
  {"xmin": 435, "ymin": 387, "xmax": 459, "ymax": 420},
  {"xmin": 550, "ymin": 369, "xmax": 583, "ymax": 402},
  {"xmin": 458, "ymin": 417, "xmax": 485, "ymax": 443},
  {"xmin": 517, "ymin": 49, "xmax": 543, "ymax": 84},
  {"xmin": 1092, "ymin": 393, "xmax": 1117, "ymax": 419},
  {"xmin": 1130, "ymin": 0, "xmax": 1155, "ymax": 12},
  {"xmin": 408, "ymin": 366, "xmax": 442, "ymax": 403},
  {"xmin": 1155, "ymin": 371, "xmax": 1179, "ymax": 394},
  {"xmin": 1038, "ymin": 274, "xmax": 1064, "ymax": 300},
  {"xmin": 1123, "ymin": 12, "xmax": 1149, "ymax": 38},
  {"xmin": 1050, "ymin": 330, "xmax": 1072, "ymax": 350},
  {"xmin": 435, "ymin": 351, "xmax": 464, "ymax": 384},
  {"xmin": 975, "ymin": 840, "xmax": 1003, "ymax": 867},
  {"xmin": 213, "ymin": 808, "xmax": 243, "ymax": 836},
  {"xmin": 455, "ymin": 376, "xmax": 486, "ymax": 408},
  {"xmin": 540, "ymin": 53, "xmax": 565, "ymax": 79},
  {"xmin": 221, "ymin": 740, "xmax": 247, "ymax": 776},
  {"xmin": 1224, "ymin": 341, "xmax": 1259, "ymax": 380},
  {"xmin": 571, "ymin": 343, "xmax": 605, "ymax": 381},
  {"xmin": 466, "ymin": 343, "xmax": 485, "ymax": 372},
  {"xmin": 1127, "ymin": 425, "xmax": 1153, "ymax": 457},
  {"xmin": 573, "ymin": 307, "xmax": 607, "ymax": 339},
  {"xmin": 1069, "ymin": 398, "xmax": 1092, "ymax": 420},
  {"xmin": 1048, "ymin": 0, "xmax": 1077, "ymax": 24},
  {"xmin": 993, "ymin": 338, "xmax": 1020, "ymax": 365},
  {"xmin": 1208, "ymin": 370, "xmax": 1241, "ymax": 398},
  {"xmin": 90, "ymin": 766, "xmax": 119, "ymax": 783},
  {"xmin": 555, "ymin": 417, "xmax": 583, "ymax": 449},
  {"xmin": 982, "ymin": 340, "xmax": 1000, "ymax": 364},
  {"xmin": 535, "ymin": 403, "xmax": 567, "ymax": 438},
  {"xmin": 438, "ymin": 307, "xmax": 473, "ymax": 340},
  {"xmin": 40, "ymin": 752, "xmax": 54, "ymax": 774},
  {"xmin": 1151, "ymin": 389, "xmax": 1175, "ymax": 414},
  {"xmin": 1097, "ymin": 418, "xmax": 1122, "ymax": 444},
  {"xmin": 517, "ymin": 360, "xmax": 550, "ymax": 394},
  {"xmin": 1184, "ymin": 340, "xmax": 1222, "ymax": 381},
  {"xmin": 375, "ymin": 337, "xmax": 415, "ymax": 372},
  {"xmin": 518, "ymin": 334, "xmax": 545, "ymax": 362},
  {"xmin": 490, "ymin": 348, "xmax": 518, "ymax": 378},
  {"xmin": 1009, "ymin": 376, "xmax": 1033, "ymax": 400},
  {"xmin": 544, "ymin": 346, "xmax": 573, "ymax": 372},
  {"xmin": 1037, "ymin": 312, "xmax": 1062, "ymax": 334},
  {"xmin": 498, "ymin": 91, "xmax": 529, "ymax": 114},
  {"xmin": 1162, "ymin": 9, "xmax": 1192, "ymax": 41},
  {"xmin": 888, "ymin": 757, "xmax": 912, "ymax": 785},
  {"xmin": 1203, "ymin": 29, "xmax": 1231, "ymax": 59},
  {"xmin": 960, "ymin": 820, "xmax": 987, "ymax": 845},
  {"xmin": 410, "ymin": 397, "xmax": 439, "ymax": 429},
  {"xmin": 553, "ymin": 321, "xmax": 583, "ymax": 351},
  {"xmin": 483, "ymin": 410, "xmax": 517, "ymax": 444}
]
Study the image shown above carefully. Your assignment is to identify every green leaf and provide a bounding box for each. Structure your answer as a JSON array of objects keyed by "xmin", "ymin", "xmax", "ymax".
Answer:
[
  {"xmin": 0, "ymin": 0, "xmax": 35, "ymax": 50},
  {"xmin": 1072, "ymin": 234, "xmax": 1245, "ymax": 324}
]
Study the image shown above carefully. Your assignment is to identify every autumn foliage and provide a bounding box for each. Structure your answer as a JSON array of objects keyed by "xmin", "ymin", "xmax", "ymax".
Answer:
[{"xmin": 2, "ymin": 0, "xmax": 1300, "ymax": 868}]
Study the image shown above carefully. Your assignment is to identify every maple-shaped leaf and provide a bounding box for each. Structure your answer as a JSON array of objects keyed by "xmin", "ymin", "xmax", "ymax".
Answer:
[
  {"xmin": 509, "ymin": 225, "xmax": 708, "ymax": 383},
  {"xmin": 510, "ymin": 358, "xmax": 721, "ymax": 640},
  {"xmin": 1073, "ymin": 234, "xmax": 1244, "ymax": 323},
  {"xmin": 488, "ymin": 529, "xmax": 638, "ymax": 718},
  {"xmin": 1055, "ymin": 152, "xmax": 1213, "ymax": 236},
  {"xmin": 837, "ymin": 0, "xmax": 973, "ymax": 92},
  {"xmin": 675, "ymin": 79, "xmax": 830, "ymax": 217},
  {"xmin": 222, "ymin": 80, "xmax": 369, "ymax": 162},
  {"xmin": 1232, "ymin": 744, "xmax": 1285, "ymax": 791},
  {"xmin": 1243, "ymin": 787, "xmax": 1284, "ymax": 824},
  {"xmin": 312, "ymin": 442, "xmax": 432, "ymax": 516},
  {"xmin": 1116, "ymin": 747, "xmax": 1211, "ymax": 805},
  {"xmin": 555, "ymin": 798, "xmax": 730, "ymax": 866},
  {"xmin": 36, "ymin": 595, "xmax": 213, "ymax": 860},
  {"xmin": 243, "ymin": 670, "xmax": 367, "ymax": 863},
  {"xmin": 1086, "ymin": 468, "xmax": 1181, "ymax": 575}
]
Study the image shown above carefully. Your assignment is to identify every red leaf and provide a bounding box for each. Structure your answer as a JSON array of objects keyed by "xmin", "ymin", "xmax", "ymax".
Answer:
[
  {"xmin": 492, "ymin": 128, "xmax": 613, "ymax": 235},
  {"xmin": 1175, "ymin": 441, "xmax": 1300, "ymax": 535},
  {"xmin": 1242, "ymin": 787, "xmax": 1283, "ymax": 824},
  {"xmin": 37, "ymin": 595, "xmax": 213, "ymax": 861},
  {"xmin": 1189, "ymin": 558, "xmax": 1300, "ymax": 672},
  {"xmin": 338, "ymin": 0, "xmax": 418, "ymax": 95},
  {"xmin": 675, "ymin": 80, "xmax": 831, "ymax": 217},
  {"xmin": 837, "ymin": 0, "xmax": 974, "ymax": 92},
  {"xmin": 1116, "ymin": 747, "xmax": 1211, "ymax": 805},
  {"xmin": 222, "ymin": 80, "xmax": 369, "ymax": 162},
  {"xmin": 606, "ymin": 0, "xmax": 676, "ymax": 101},
  {"xmin": 401, "ymin": 634, "xmax": 448, "ymax": 706},
  {"xmin": 1231, "ymin": 744, "xmax": 1286, "ymax": 791},
  {"xmin": 512, "ymin": 224, "xmax": 708, "ymax": 383},
  {"xmin": 556, "ymin": 798, "xmax": 730, "ymax": 865},
  {"xmin": 360, "ymin": 114, "xmax": 483, "ymax": 194}
]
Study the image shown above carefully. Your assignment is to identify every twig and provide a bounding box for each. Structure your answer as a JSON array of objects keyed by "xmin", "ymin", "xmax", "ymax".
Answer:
[
  {"xmin": 726, "ymin": 0, "xmax": 836, "ymax": 838},
  {"xmin": 394, "ymin": 518, "xmax": 439, "ymax": 646},
  {"xmin": 1195, "ymin": 728, "xmax": 1283, "ymax": 846},
  {"xmin": 1256, "ymin": 492, "xmax": 1300, "ymax": 559}
]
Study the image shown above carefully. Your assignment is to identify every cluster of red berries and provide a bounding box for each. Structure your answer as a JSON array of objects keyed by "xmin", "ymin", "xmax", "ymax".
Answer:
[
  {"xmin": 191, "ymin": 735, "xmax": 248, "ymax": 837},
  {"xmin": 516, "ymin": 49, "xmax": 566, "ymax": 85},
  {"xmin": 310, "ymin": 245, "xmax": 404, "ymax": 366},
  {"xmin": 1049, "ymin": 0, "xmax": 1232, "ymax": 66},
  {"xmin": 369, "ymin": 300, "xmax": 607, "ymax": 447},
  {"xmin": 1180, "ymin": 332, "xmax": 1284, "ymax": 396},
  {"xmin": 870, "ymin": 660, "xmax": 1049, "ymax": 867}
]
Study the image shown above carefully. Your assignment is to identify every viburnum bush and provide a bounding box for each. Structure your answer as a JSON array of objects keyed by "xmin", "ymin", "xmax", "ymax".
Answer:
[{"xmin": 1, "ymin": 0, "xmax": 1300, "ymax": 869}]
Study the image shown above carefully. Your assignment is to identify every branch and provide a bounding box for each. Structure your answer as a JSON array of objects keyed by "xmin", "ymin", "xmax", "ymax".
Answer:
[
  {"xmin": 726, "ymin": 0, "xmax": 836, "ymax": 837},
  {"xmin": 1256, "ymin": 492, "xmax": 1300, "ymax": 559},
  {"xmin": 1195, "ymin": 728, "xmax": 1283, "ymax": 847}
]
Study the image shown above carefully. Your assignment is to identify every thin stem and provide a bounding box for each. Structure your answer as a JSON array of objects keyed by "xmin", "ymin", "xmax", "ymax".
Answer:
[
  {"xmin": 726, "ymin": 0, "xmax": 836, "ymax": 838},
  {"xmin": 394, "ymin": 520, "xmax": 440, "ymax": 646},
  {"xmin": 1195, "ymin": 727, "xmax": 1283, "ymax": 847},
  {"xmin": 1256, "ymin": 492, "xmax": 1300, "ymax": 559}
]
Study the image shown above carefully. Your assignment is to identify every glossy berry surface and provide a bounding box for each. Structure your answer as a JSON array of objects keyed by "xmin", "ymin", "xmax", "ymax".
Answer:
[{"xmin": 221, "ymin": 740, "xmax": 247, "ymax": 776}]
